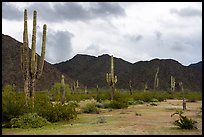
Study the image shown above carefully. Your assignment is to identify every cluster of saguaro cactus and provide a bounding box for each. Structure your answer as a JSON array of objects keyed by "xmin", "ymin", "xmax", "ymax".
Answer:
[
  {"xmin": 106, "ymin": 55, "xmax": 117, "ymax": 100},
  {"xmin": 154, "ymin": 67, "xmax": 159, "ymax": 91},
  {"xmin": 171, "ymin": 76, "xmax": 176, "ymax": 91},
  {"xmin": 72, "ymin": 80, "xmax": 79, "ymax": 94},
  {"xmin": 61, "ymin": 75, "xmax": 65, "ymax": 104},
  {"xmin": 128, "ymin": 80, "xmax": 132, "ymax": 95},
  {"xmin": 21, "ymin": 9, "xmax": 47, "ymax": 106}
]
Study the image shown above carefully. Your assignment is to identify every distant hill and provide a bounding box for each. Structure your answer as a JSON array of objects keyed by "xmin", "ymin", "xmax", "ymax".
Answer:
[
  {"xmin": 188, "ymin": 61, "xmax": 202, "ymax": 71},
  {"xmin": 54, "ymin": 54, "xmax": 202, "ymax": 92},
  {"xmin": 2, "ymin": 34, "xmax": 77, "ymax": 91},
  {"xmin": 2, "ymin": 34, "xmax": 202, "ymax": 92}
]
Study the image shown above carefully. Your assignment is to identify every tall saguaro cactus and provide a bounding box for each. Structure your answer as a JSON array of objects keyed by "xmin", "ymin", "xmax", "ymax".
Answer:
[
  {"xmin": 154, "ymin": 67, "xmax": 159, "ymax": 91},
  {"xmin": 171, "ymin": 76, "xmax": 176, "ymax": 92},
  {"xmin": 106, "ymin": 55, "xmax": 117, "ymax": 100},
  {"xmin": 128, "ymin": 80, "xmax": 132, "ymax": 95},
  {"xmin": 61, "ymin": 75, "xmax": 65, "ymax": 104},
  {"xmin": 21, "ymin": 9, "xmax": 29, "ymax": 104},
  {"xmin": 21, "ymin": 9, "xmax": 47, "ymax": 106}
]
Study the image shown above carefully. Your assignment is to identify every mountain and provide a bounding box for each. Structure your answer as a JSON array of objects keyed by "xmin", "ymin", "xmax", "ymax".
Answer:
[
  {"xmin": 188, "ymin": 61, "xmax": 202, "ymax": 71},
  {"xmin": 54, "ymin": 55, "xmax": 202, "ymax": 92},
  {"xmin": 2, "ymin": 34, "xmax": 77, "ymax": 91},
  {"xmin": 2, "ymin": 34, "xmax": 202, "ymax": 92}
]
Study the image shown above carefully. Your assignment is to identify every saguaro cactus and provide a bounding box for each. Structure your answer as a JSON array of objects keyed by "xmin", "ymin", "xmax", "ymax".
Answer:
[
  {"xmin": 106, "ymin": 55, "xmax": 117, "ymax": 100},
  {"xmin": 61, "ymin": 75, "xmax": 65, "ymax": 104},
  {"xmin": 144, "ymin": 82, "xmax": 148, "ymax": 92},
  {"xmin": 96, "ymin": 84, "xmax": 99, "ymax": 102},
  {"xmin": 179, "ymin": 82, "xmax": 186, "ymax": 110},
  {"xmin": 73, "ymin": 80, "xmax": 79, "ymax": 94},
  {"xmin": 154, "ymin": 67, "xmax": 159, "ymax": 91},
  {"xmin": 128, "ymin": 80, "xmax": 132, "ymax": 95},
  {"xmin": 21, "ymin": 9, "xmax": 29, "ymax": 104},
  {"xmin": 171, "ymin": 76, "xmax": 176, "ymax": 92},
  {"xmin": 21, "ymin": 9, "xmax": 47, "ymax": 106}
]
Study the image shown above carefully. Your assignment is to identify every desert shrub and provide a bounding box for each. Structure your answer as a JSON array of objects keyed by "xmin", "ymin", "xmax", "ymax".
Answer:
[
  {"xmin": 150, "ymin": 102, "xmax": 158, "ymax": 106},
  {"xmin": 134, "ymin": 100, "xmax": 144, "ymax": 105},
  {"xmin": 2, "ymin": 85, "xmax": 31, "ymax": 126},
  {"xmin": 49, "ymin": 83, "xmax": 71, "ymax": 102},
  {"xmin": 10, "ymin": 113, "xmax": 51, "ymax": 128},
  {"xmin": 109, "ymin": 100, "xmax": 128, "ymax": 109},
  {"xmin": 171, "ymin": 110, "xmax": 197, "ymax": 129},
  {"xmin": 151, "ymin": 98, "xmax": 159, "ymax": 102},
  {"xmin": 101, "ymin": 100, "xmax": 111, "ymax": 108},
  {"xmin": 67, "ymin": 100, "xmax": 80, "ymax": 108},
  {"xmin": 109, "ymin": 91, "xmax": 129, "ymax": 109},
  {"xmin": 81, "ymin": 102, "xmax": 99, "ymax": 114},
  {"xmin": 96, "ymin": 116, "xmax": 107, "ymax": 124},
  {"xmin": 185, "ymin": 92, "xmax": 202, "ymax": 102},
  {"xmin": 95, "ymin": 102, "xmax": 104, "ymax": 108},
  {"xmin": 97, "ymin": 92, "xmax": 110, "ymax": 101},
  {"xmin": 34, "ymin": 93, "xmax": 77, "ymax": 122},
  {"xmin": 38, "ymin": 102, "xmax": 77, "ymax": 122}
]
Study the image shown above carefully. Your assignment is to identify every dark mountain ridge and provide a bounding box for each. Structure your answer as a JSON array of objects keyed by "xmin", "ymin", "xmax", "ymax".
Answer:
[
  {"xmin": 2, "ymin": 34, "xmax": 78, "ymax": 91},
  {"xmin": 2, "ymin": 34, "xmax": 202, "ymax": 92},
  {"xmin": 54, "ymin": 54, "xmax": 202, "ymax": 92}
]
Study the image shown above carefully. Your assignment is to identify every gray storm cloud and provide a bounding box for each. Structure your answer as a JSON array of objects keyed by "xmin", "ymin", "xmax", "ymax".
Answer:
[
  {"xmin": 2, "ymin": 3, "xmax": 23, "ymax": 20},
  {"xmin": 2, "ymin": 2, "xmax": 126, "ymax": 22},
  {"xmin": 43, "ymin": 30, "xmax": 74, "ymax": 64},
  {"xmin": 170, "ymin": 6, "xmax": 202, "ymax": 17}
]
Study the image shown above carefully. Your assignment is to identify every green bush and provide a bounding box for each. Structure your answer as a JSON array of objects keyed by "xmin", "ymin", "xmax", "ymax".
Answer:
[
  {"xmin": 151, "ymin": 98, "xmax": 159, "ymax": 102},
  {"xmin": 2, "ymin": 85, "xmax": 31, "ymax": 125},
  {"xmin": 34, "ymin": 93, "xmax": 77, "ymax": 123},
  {"xmin": 109, "ymin": 100, "xmax": 128, "ymax": 109},
  {"xmin": 38, "ymin": 102, "xmax": 77, "ymax": 122},
  {"xmin": 96, "ymin": 116, "xmax": 107, "ymax": 124},
  {"xmin": 10, "ymin": 113, "xmax": 51, "ymax": 128},
  {"xmin": 101, "ymin": 100, "xmax": 111, "ymax": 108},
  {"xmin": 49, "ymin": 83, "xmax": 71, "ymax": 102},
  {"xmin": 81, "ymin": 102, "xmax": 99, "ymax": 114},
  {"xmin": 171, "ymin": 110, "xmax": 197, "ymax": 129}
]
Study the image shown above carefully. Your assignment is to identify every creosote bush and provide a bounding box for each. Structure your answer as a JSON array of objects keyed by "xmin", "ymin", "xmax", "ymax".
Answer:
[
  {"xmin": 81, "ymin": 102, "xmax": 99, "ymax": 114},
  {"xmin": 10, "ymin": 113, "xmax": 51, "ymax": 128}
]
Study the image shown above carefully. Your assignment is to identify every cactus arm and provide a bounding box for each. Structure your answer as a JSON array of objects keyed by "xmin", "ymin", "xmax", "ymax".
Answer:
[
  {"xmin": 31, "ymin": 10, "xmax": 37, "ymax": 76},
  {"xmin": 37, "ymin": 24, "xmax": 47, "ymax": 78}
]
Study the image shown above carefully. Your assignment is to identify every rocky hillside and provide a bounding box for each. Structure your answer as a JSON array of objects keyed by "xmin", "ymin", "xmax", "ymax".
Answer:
[
  {"xmin": 2, "ymin": 34, "xmax": 202, "ymax": 92},
  {"xmin": 54, "ymin": 54, "xmax": 202, "ymax": 92},
  {"xmin": 2, "ymin": 34, "xmax": 77, "ymax": 91}
]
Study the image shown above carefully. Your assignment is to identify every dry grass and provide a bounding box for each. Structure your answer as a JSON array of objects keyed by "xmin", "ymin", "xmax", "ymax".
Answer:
[{"xmin": 2, "ymin": 99, "xmax": 202, "ymax": 135}]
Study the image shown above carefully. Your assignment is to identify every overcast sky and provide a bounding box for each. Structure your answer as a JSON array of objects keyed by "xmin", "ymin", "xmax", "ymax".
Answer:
[{"xmin": 2, "ymin": 2, "xmax": 202, "ymax": 66}]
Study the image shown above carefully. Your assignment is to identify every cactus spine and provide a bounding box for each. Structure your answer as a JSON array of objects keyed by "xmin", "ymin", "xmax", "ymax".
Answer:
[
  {"xmin": 106, "ymin": 55, "xmax": 117, "ymax": 100},
  {"xmin": 170, "ymin": 76, "xmax": 176, "ymax": 92},
  {"xmin": 21, "ymin": 9, "xmax": 47, "ymax": 106},
  {"xmin": 154, "ymin": 67, "xmax": 159, "ymax": 91},
  {"xmin": 61, "ymin": 75, "xmax": 65, "ymax": 104}
]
